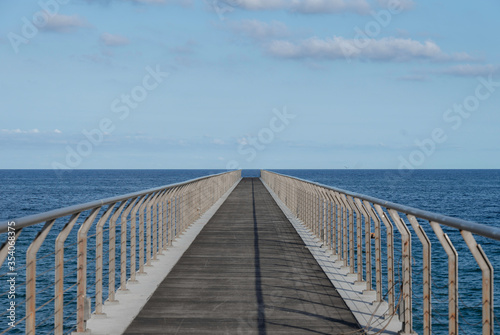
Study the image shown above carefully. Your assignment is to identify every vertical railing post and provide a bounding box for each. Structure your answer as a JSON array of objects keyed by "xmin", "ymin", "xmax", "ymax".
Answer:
[
  {"xmin": 407, "ymin": 215, "xmax": 432, "ymax": 335},
  {"xmin": 119, "ymin": 198, "xmax": 139, "ymax": 291},
  {"xmin": 346, "ymin": 196, "xmax": 355, "ymax": 274},
  {"xmin": 333, "ymin": 192, "xmax": 342, "ymax": 258},
  {"xmin": 337, "ymin": 194, "xmax": 349, "ymax": 268},
  {"xmin": 362, "ymin": 201, "xmax": 381, "ymax": 299},
  {"xmin": 388, "ymin": 209, "xmax": 414, "ymax": 335},
  {"xmin": 55, "ymin": 214, "xmax": 80, "ymax": 335},
  {"xmin": 108, "ymin": 201, "xmax": 128, "ymax": 303},
  {"xmin": 26, "ymin": 219, "xmax": 56, "ymax": 335},
  {"xmin": 374, "ymin": 204, "xmax": 395, "ymax": 313},
  {"xmin": 145, "ymin": 193, "xmax": 154, "ymax": 267},
  {"xmin": 77, "ymin": 207, "xmax": 102, "ymax": 333},
  {"xmin": 430, "ymin": 221, "xmax": 458, "ymax": 335},
  {"xmin": 349, "ymin": 197, "xmax": 363, "ymax": 282},
  {"xmin": 130, "ymin": 196, "xmax": 146, "ymax": 282},
  {"xmin": 461, "ymin": 231, "xmax": 494, "ymax": 335},
  {"xmin": 326, "ymin": 190, "xmax": 337, "ymax": 256},
  {"xmin": 95, "ymin": 205, "xmax": 117, "ymax": 315},
  {"xmin": 151, "ymin": 193, "xmax": 161, "ymax": 261},
  {"xmin": 168, "ymin": 189, "xmax": 178, "ymax": 247}
]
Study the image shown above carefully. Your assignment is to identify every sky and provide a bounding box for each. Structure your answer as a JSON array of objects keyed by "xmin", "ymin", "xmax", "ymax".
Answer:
[{"xmin": 1, "ymin": 0, "xmax": 499, "ymax": 170}]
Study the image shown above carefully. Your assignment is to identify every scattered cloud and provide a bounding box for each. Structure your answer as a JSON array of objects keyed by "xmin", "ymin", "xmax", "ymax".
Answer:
[
  {"xmin": 212, "ymin": 138, "xmax": 225, "ymax": 145},
  {"xmin": 0, "ymin": 129, "xmax": 65, "ymax": 146},
  {"xmin": 437, "ymin": 64, "xmax": 500, "ymax": 77},
  {"xmin": 0, "ymin": 128, "xmax": 58, "ymax": 134},
  {"xmin": 217, "ymin": 0, "xmax": 372, "ymax": 15},
  {"xmin": 73, "ymin": 50, "xmax": 114, "ymax": 65},
  {"xmin": 40, "ymin": 14, "xmax": 88, "ymax": 33},
  {"xmin": 397, "ymin": 74, "xmax": 429, "ymax": 82},
  {"xmin": 169, "ymin": 40, "xmax": 197, "ymax": 54},
  {"xmin": 84, "ymin": 0, "xmax": 192, "ymax": 5},
  {"xmin": 291, "ymin": 0, "xmax": 371, "ymax": 15},
  {"xmin": 265, "ymin": 37, "xmax": 473, "ymax": 62},
  {"xmin": 377, "ymin": 0, "xmax": 414, "ymax": 11},
  {"xmin": 100, "ymin": 33, "xmax": 130, "ymax": 46},
  {"xmin": 229, "ymin": 19, "xmax": 289, "ymax": 41}
]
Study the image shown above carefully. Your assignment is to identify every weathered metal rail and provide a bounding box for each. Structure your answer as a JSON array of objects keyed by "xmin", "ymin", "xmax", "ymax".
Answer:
[
  {"xmin": 261, "ymin": 170, "xmax": 499, "ymax": 335},
  {"xmin": 0, "ymin": 170, "xmax": 241, "ymax": 334}
]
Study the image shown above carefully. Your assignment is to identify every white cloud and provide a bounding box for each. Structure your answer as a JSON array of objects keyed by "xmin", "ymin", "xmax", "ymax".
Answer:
[
  {"xmin": 397, "ymin": 74, "xmax": 429, "ymax": 82},
  {"xmin": 266, "ymin": 36, "xmax": 473, "ymax": 62},
  {"xmin": 377, "ymin": 0, "xmax": 414, "ymax": 11},
  {"xmin": 222, "ymin": 0, "xmax": 371, "ymax": 14},
  {"xmin": 229, "ymin": 19, "xmax": 289, "ymax": 40},
  {"xmin": 212, "ymin": 138, "xmax": 225, "ymax": 145},
  {"xmin": 133, "ymin": 0, "xmax": 167, "ymax": 3},
  {"xmin": 132, "ymin": 0, "xmax": 193, "ymax": 4},
  {"xmin": 438, "ymin": 64, "xmax": 500, "ymax": 77},
  {"xmin": 230, "ymin": 0, "xmax": 286, "ymax": 10},
  {"xmin": 1, "ymin": 129, "xmax": 63, "ymax": 134},
  {"xmin": 100, "ymin": 33, "xmax": 130, "ymax": 46},
  {"xmin": 237, "ymin": 137, "xmax": 249, "ymax": 145},
  {"xmin": 85, "ymin": 0, "xmax": 192, "ymax": 5},
  {"xmin": 41, "ymin": 14, "xmax": 87, "ymax": 33},
  {"xmin": 170, "ymin": 40, "xmax": 197, "ymax": 54},
  {"xmin": 291, "ymin": 0, "xmax": 371, "ymax": 15}
]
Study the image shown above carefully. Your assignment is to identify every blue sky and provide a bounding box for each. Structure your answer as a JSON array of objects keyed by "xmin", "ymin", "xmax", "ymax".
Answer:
[{"xmin": 1, "ymin": 0, "xmax": 499, "ymax": 170}]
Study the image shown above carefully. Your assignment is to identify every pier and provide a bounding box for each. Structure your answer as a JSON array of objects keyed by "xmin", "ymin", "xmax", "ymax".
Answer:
[
  {"xmin": 0, "ymin": 170, "xmax": 499, "ymax": 334},
  {"xmin": 124, "ymin": 178, "xmax": 360, "ymax": 334}
]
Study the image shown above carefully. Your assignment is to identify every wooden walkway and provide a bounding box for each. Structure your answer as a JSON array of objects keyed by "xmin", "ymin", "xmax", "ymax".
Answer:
[{"xmin": 124, "ymin": 178, "xmax": 362, "ymax": 334}]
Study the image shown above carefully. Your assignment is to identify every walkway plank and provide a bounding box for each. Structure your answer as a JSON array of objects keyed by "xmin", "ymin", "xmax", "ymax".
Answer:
[{"xmin": 124, "ymin": 178, "xmax": 362, "ymax": 334}]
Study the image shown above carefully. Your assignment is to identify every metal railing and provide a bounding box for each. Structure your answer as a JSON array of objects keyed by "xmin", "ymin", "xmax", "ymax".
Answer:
[
  {"xmin": 261, "ymin": 170, "xmax": 499, "ymax": 335},
  {"xmin": 0, "ymin": 170, "xmax": 241, "ymax": 334}
]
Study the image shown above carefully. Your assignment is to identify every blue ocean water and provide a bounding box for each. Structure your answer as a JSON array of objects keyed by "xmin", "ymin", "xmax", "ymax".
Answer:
[{"xmin": 1, "ymin": 169, "xmax": 499, "ymax": 334}]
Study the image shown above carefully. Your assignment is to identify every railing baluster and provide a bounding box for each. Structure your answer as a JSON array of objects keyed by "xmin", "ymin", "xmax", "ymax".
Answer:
[
  {"xmin": 388, "ymin": 209, "xmax": 414, "ymax": 334},
  {"xmin": 333, "ymin": 192, "xmax": 342, "ymax": 258},
  {"xmin": 95, "ymin": 205, "xmax": 118, "ymax": 315},
  {"xmin": 145, "ymin": 193, "xmax": 154, "ymax": 267},
  {"xmin": 157, "ymin": 191, "xmax": 165, "ymax": 254},
  {"xmin": 346, "ymin": 196, "xmax": 355, "ymax": 274},
  {"xmin": 151, "ymin": 193, "xmax": 161, "ymax": 261},
  {"xmin": 339, "ymin": 194, "xmax": 349, "ymax": 268},
  {"xmin": 374, "ymin": 204, "xmax": 395, "ymax": 314},
  {"xmin": 120, "ymin": 198, "xmax": 139, "ymax": 291},
  {"xmin": 55, "ymin": 214, "xmax": 80, "ymax": 335},
  {"xmin": 138, "ymin": 194, "xmax": 152, "ymax": 274},
  {"xmin": 130, "ymin": 196, "xmax": 147, "ymax": 282},
  {"xmin": 77, "ymin": 207, "xmax": 102, "ymax": 333},
  {"xmin": 350, "ymin": 197, "xmax": 364, "ymax": 283},
  {"xmin": 26, "ymin": 219, "xmax": 56, "ymax": 335},
  {"xmin": 109, "ymin": 201, "xmax": 129, "ymax": 303},
  {"xmin": 430, "ymin": 221, "xmax": 458, "ymax": 335},
  {"xmin": 461, "ymin": 230, "xmax": 494, "ymax": 335},
  {"xmin": 407, "ymin": 215, "xmax": 432, "ymax": 335},
  {"xmin": 361, "ymin": 201, "xmax": 380, "ymax": 298}
]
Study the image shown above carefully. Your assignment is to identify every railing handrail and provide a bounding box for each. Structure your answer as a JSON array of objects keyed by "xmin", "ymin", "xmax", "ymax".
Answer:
[
  {"xmin": 264, "ymin": 170, "xmax": 500, "ymax": 241},
  {"xmin": 0, "ymin": 170, "xmax": 234, "ymax": 234}
]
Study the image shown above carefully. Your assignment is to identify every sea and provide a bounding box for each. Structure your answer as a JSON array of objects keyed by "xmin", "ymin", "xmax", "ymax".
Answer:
[{"xmin": 1, "ymin": 169, "xmax": 499, "ymax": 334}]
